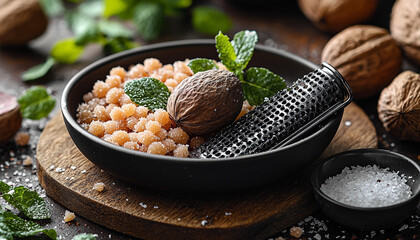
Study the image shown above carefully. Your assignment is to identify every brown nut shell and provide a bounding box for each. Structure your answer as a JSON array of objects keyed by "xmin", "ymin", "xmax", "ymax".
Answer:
[
  {"xmin": 390, "ymin": 0, "xmax": 420, "ymax": 67},
  {"xmin": 167, "ymin": 69, "xmax": 243, "ymax": 136},
  {"xmin": 298, "ymin": 0, "xmax": 378, "ymax": 33},
  {"xmin": 322, "ymin": 25, "xmax": 402, "ymax": 99},
  {"xmin": 377, "ymin": 71, "xmax": 420, "ymax": 142},
  {"xmin": 0, "ymin": 0, "xmax": 48, "ymax": 46}
]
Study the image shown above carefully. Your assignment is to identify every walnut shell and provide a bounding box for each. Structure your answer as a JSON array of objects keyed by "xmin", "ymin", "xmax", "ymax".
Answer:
[
  {"xmin": 0, "ymin": 92, "xmax": 22, "ymax": 145},
  {"xmin": 167, "ymin": 69, "xmax": 243, "ymax": 136},
  {"xmin": 377, "ymin": 71, "xmax": 420, "ymax": 142},
  {"xmin": 298, "ymin": 0, "xmax": 378, "ymax": 33},
  {"xmin": 390, "ymin": 0, "xmax": 420, "ymax": 67},
  {"xmin": 0, "ymin": 0, "xmax": 48, "ymax": 46},
  {"xmin": 322, "ymin": 25, "xmax": 402, "ymax": 99}
]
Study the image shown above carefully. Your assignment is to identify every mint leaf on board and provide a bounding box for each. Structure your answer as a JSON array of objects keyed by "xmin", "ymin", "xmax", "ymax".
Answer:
[
  {"xmin": 133, "ymin": 2, "xmax": 165, "ymax": 41},
  {"xmin": 17, "ymin": 86, "xmax": 56, "ymax": 120},
  {"xmin": 192, "ymin": 6, "xmax": 232, "ymax": 35},
  {"xmin": 51, "ymin": 38, "xmax": 85, "ymax": 64},
  {"xmin": 242, "ymin": 67, "xmax": 286, "ymax": 106},
  {"xmin": 0, "ymin": 210, "xmax": 57, "ymax": 240},
  {"xmin": 0, "ymin": 182, "xmax": 51, "ymax": 220},
  {"xmin": 21, "ymin": 57, "xmax": 56, "ymax": 82},
  {"xmin": 187, "ymin": 58, "xmax": 219, "ymax": 74},
  {"xmin": 124, "ymin": 78, "xmax": 171, "ymax": 111},
  {"xmin": 72, "ymin": 233, "xmax": 98, "ymax": 240}
]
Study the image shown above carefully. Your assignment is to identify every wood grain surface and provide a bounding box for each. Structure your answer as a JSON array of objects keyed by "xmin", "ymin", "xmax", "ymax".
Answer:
[{"xmin": 36, "ymin": 102, "xmax": 377, "ymax": 240}]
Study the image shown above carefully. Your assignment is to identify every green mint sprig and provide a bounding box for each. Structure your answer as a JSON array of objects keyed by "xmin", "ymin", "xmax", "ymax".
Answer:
[
  {"xmin": 72, "ymin": 233, "xmax": 98, "ymax": 240},
  {"xmin": 124, "ymin": 78, "xmax": 171, "ymax": 111},
  {"xmin": 188, "ymin": 30, "xmax": 286, "ymax": 106}
]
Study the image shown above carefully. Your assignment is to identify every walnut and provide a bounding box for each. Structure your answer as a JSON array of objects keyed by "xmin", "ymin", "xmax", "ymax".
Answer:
[
  {"xmin": 321, "ymin": 25, "xmax": 402, "ymax": 99},
  {"xmin": 377, "ymin": 71, "xmax": 420, "ymax": 142},
  {"xmin": 298, "ymin": 0, "xmax": 378, "ymax": 33},
  {"xmin": 390, "ymin": 0, "xmax": 420, "ymax": 67},
  {"xmin": 167, "ymin": 69, "xmax": 243, "ymax": 136},
  {"xmin": 0, "ymin": 0, "xmax": 48, "ymax": 46}
]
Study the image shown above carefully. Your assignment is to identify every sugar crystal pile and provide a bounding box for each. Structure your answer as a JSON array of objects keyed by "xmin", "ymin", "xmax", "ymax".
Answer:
[{"xmin": 320, "ymin": 165, "xmax": 412, "ymax": 207}]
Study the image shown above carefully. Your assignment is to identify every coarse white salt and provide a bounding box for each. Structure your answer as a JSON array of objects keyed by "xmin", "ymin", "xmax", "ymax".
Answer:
[
  {"xmin": 64, "ymin": 210, "xmax": 76, "ymax": 222},
  {"xmin": 320, "ymin": 165, "xmax": 412, "ymax": 207}
]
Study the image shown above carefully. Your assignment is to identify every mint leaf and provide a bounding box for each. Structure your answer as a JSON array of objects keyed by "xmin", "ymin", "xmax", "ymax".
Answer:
[
  {"xmin": 73, "ymin": 233, "xmax": 98, "ymax": 240},
  {"xmin": 133, "ymin": 2, "xmax": 164, "ymax": 41},
  {"xmin": 66, "ymin": 12, "xmax": 100, "ymax": 45},
  {"xmin": 124, "ymin": 78, "xmax": 171, "ymax": 111},
  {"xmin": 242, "ymin": 67, "xmax": 286, "ymax": 106},
  {"xmin": 51, "ymin": 39, "xmax": 85, "ymax": 64},
  {"xmin": 215, "ymin": 32, "xmax": 238, "ymax": 74},
  {"xmin": 98, "ymin": 20, "xmax": 134, "ymax": 39},
  {"xmin": 192, "ymin": 6, "xmax": 232, "ymax": 35},
  {"xmin": 231, "ymin": 30, "xmax": 258, "ymax": 71},
  {"xmin": 215, "ymin": 30, "xmax": 257, "ymax": 77},
  {"xmin": 17, "ymin": 86, "xmax": 56, "ymax": 120},
  {"xmin": 103, "ymin": 37, "xmax": 139, "ymax": 54},
  {"xmin": 38, "ymin": 0, "xmax": 64, "ymax": 17},
  {"xmin": 103, "ymin": 0, "xmax": 136, "ymax": 19},
  {"xmin": 21, "ymin": 57, "xmax": 56, "ymax": 82},
  {"xmin": 0, "ymin": 182, "xmax": 51, "ymax": 220},
  {"xmin": 0, "ymin": 210, "xmax": 57, "ymax": 239},
  {"xmin": 187, "ymin": 58, "xmax": 219, "ymax": 74},
  {"xmin": 78, "ymin": 0, "xmax": 104, "ymax": 17}
]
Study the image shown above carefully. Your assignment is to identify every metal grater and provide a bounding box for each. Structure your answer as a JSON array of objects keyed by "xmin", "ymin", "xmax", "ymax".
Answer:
[{"xmin": 190, "ymin": 62, "xmax": 352, "ymax": 159}]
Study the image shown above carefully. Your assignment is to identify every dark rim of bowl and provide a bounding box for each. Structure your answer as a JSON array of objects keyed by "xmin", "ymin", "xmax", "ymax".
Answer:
[
  {"xmin": 311, "ymin": 148, "xmax": 420, "ymax": 211},
  {"xmin": 61, "ymin": 39, "xmax": 339, "ymax": 163}
]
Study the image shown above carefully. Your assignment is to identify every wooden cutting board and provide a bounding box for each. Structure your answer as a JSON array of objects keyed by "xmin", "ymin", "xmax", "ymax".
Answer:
[{"xmin": 37, "ymin": 102, "xmax": 377, "ymax": 240}]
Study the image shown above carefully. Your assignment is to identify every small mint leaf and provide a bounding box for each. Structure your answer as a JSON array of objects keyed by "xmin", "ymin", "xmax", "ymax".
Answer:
[
  {"xmin": 242, "ymin": 67, "xmax": 286, "ymax": 106},
  {"xmin": 18, "ymin": 86, "xmax": 56, "ymax": 120},
  {"xmin": 103, "ymin": 37, "xmax": 139, "ymax": 54},
  {"xmin": 133, "ymin": 2, "xmax": 164, "ymax": 41},
  {"xmin": 124, "ymin": 78, "xmax": 171, "ymax": 111},
  {"xmin": 21, "ymin": 58, "xmax": 56, "ymax": 82},
  {"xmin": 192, "ymin": 6, "xmax": 232, "ymax": 35},
  {"xmin": 231, "ymin": 30, "xmax": 257, "ymax": 71},
  {"xmin": 51, "ymin": 39, "xmax": 85, "ymax": 64},
  {"xmin": 2, "ymin": 186, "xmax": 51, "ymax": 219},
  {"xmin": 215, "ymin": 32, "xmax": 238, "ymax": 74},
  {"xmin": 187, "ymin": 58, "xmax": 219, "ymax": 74},
  {"xmin": 98, "ymin": 19, "xmax": 135, "ymax": 39}
]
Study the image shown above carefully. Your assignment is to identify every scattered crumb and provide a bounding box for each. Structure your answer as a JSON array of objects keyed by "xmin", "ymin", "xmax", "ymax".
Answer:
[
  {"xmin": 139, "ymin": 202, "xmax": 147, "ymax": 208},
  {"xmin": 201, "ymin": 220, "xmax": 208, "ymax": 226},
  {"xmin": 344, "ymin": 120, "xmax": 352, "ymax": 126},
  {"xmin": 14, "ymin": 132, "xmax": 30, "ymax": 146},
  {"xmin": 22, "ymin": 156, "xmax": 32, "ymax": 166},
  {"xmin": 290, "ymin": 226, "xmax": 304, "ymax": 238},
  {"xmin": 64, "ymin": 210, "xmax": 76, "ymax": 222},
  {"xmin": 274, "ymin": 237, "xmax": 285, "ymax": 240},
  {"xmin": 93, "ymin": 182, "xmax": 105, "ymax": 192}
]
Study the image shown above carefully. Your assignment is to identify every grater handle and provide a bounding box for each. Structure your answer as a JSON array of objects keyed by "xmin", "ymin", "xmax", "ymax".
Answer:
[{"xmin": 270, "ymin": 62, "xmax": 353, "ymax": 149}]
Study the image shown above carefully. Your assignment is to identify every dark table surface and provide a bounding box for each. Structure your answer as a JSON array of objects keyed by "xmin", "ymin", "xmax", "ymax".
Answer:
[{"xmin": 1, "ymin": 0, "xmax": 419, "ymax": 239}]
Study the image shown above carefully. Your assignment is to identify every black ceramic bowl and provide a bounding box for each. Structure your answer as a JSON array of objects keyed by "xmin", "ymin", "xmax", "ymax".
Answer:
[
  {"xmin": 311, "ymin": 148, "xmax": 420, "ymax": 230},
  {"xmin": 62, "ymin": 39, "xmax": 343, "ymax": 192}
]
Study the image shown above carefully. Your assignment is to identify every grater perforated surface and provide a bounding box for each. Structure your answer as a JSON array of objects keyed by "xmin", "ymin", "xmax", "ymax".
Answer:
[{"xmin": 190, "ymin": 63, "xmax": 352, "ymax": 159}]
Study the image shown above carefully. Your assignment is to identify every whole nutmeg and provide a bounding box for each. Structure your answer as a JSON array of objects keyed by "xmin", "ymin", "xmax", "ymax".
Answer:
[
  {"xmin": 167, "ymin": 69, "xmax": 243, "ymax": 136},
  {"xmin": 0, "ymin": 92, "xmax": 22, "ymax": 145},
  {"xmin": 322, "ymin": 25, "xmax": 402, "ymax": 99},
  {"xmin": 377, "ymin": 71, "xmax": 420, "ymax": 142},
  {"xmin": 0, "ymin": 0, "xmax": 48, "ymax": 46},
  {"xmin": 298, "ymin": 0, "xmax": 378, "ymax": 33},
  {"xmin": 390, "ymin": 0, "xmax": 420, "ymax": 67}
]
